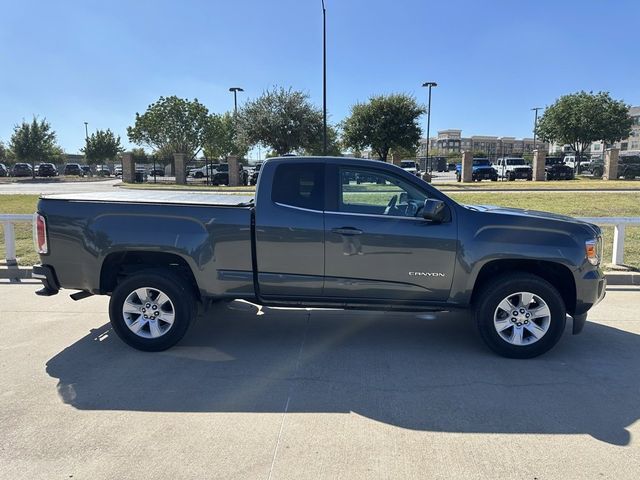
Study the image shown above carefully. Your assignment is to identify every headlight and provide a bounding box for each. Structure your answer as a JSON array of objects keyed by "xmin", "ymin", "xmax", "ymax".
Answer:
[{"xmin": 585, "ymin": 237, "xmax": 602, "ymax": 266}]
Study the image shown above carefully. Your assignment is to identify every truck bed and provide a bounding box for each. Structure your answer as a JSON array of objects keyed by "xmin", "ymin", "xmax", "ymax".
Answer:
[{"xmin": 41, "ymin": 191, "xmax": 254, "ymax": 206}]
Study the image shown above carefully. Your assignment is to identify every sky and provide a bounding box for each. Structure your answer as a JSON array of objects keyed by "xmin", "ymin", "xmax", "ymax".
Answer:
[{"xmin": 1, "ymin": 0, "xmax": 638, "ymax": 157}]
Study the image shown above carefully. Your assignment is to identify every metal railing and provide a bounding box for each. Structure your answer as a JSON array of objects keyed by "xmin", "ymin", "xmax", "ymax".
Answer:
[
  {"xmin": 1, "ymin": 214, "xmax": 639, "ymax": 267},
  {"xmin": 578, "ymin": 217, "xmax": 640, "ymax": 265},
  {"xmin": 1, "ymin": 214, "xmax": 33, "ymax": 266}
]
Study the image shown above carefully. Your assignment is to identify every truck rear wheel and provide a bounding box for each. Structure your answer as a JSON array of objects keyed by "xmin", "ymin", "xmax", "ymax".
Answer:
[
  {"xmin": 108, "ymin": 270, "xmax": 196, "ymax": 351},
  {"xmin": 474, "ymin": 273, "xmax": 566, "ymax": 358}
]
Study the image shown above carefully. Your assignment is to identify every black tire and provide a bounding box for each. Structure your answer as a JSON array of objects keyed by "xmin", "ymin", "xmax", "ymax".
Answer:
[
  {"xmin": 474, "ymin": 273, "xmax": 566, "ymax": 358},
  {"xmin": 592, "ymin": 167, "xmax": 603, "ymax": 178},
  {"xmin": 507, "ymin": 172, "xmax": 515, "ymax": 181},
  {"xmin": 109, "ymin": 270, "xmax": 196, "ymax": 351},
  {"xmin": 194, "ymin": 172, "xmax": 204, "ymax": 179},
  {"xmin": 456, "ymin": 174, "xmax": 461, "ymax": 182}
]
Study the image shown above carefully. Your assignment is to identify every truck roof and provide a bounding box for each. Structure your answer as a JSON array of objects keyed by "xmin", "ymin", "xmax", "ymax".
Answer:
[{"xmin": 41, "ymin": 191, "xmax": 254, "ymax": 206}]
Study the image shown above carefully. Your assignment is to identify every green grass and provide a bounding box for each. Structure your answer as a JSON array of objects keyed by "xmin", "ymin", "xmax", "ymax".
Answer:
[
  {"xmin": 437, "ymin": 178, "xmax": 640, "ymax": 190},
  {"xmin": 2, "ymin": 192, "xmax": 639, "ymax": 269}
]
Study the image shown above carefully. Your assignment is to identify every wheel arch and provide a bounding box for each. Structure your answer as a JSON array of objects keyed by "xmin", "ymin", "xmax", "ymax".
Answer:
[
  {"xmin": 470, "ymin": 259, "xmax": 577, "ymax": 315},
  {"xmin": 100, "ymin": 250, "xmax": 201, "ymax": 300}
]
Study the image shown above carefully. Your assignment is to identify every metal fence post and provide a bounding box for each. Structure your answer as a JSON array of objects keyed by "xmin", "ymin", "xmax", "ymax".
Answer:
[
  {"xmin": 612, "ymin": 223, "xmax": 626, "ymax": 266},
  {"xmin": 3, "ymin": 221, "xmax": 17, "ymax": 266}
]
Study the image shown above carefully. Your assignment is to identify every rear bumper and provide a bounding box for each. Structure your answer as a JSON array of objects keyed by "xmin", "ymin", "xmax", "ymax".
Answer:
[{"xmin": 32, "ymin": 264, "xmax": 60, "ymax": 296}]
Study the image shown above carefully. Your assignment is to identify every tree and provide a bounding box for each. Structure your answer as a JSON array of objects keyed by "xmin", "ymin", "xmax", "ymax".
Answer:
[
  {"xmin": 127, "ymin": 96, "xmax": 210, "ymax": 160},
  {"xmin": 237, "ymin": 87, "xmax": 324, "ymax": 155},
  {"xmin": 81, "ymin": 129, "xmax": 124, "ymax": 165},
  {"xmin": 536, "ymin": 91, "xmax": 633, "ymax": 170},
  {"xmin": 300, "ymin": 124, "xmax": 342, "ymax": 156},
  {"xmin": 131, "ymin": 147, "xmax": 148, "ymax": 164},
  {"xmin": 203, "ymin": 112, "xmax": 249, "ymax": 160},
  {"xmin": 9, "ymin": 117, "xmax": 59, "ymax": 178},
  {"xmin": 342, "ymin": 93, "xmax": 425, "ymax": 163}
]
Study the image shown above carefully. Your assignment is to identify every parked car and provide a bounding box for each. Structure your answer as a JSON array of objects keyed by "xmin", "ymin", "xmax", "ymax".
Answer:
[
  {"xmin": 400, "ymin": 160, "xmax": 420, "ymax": 176},
  {"xmin": 211, "ymin": 163, "xmax": 248, "ymax": 186},
  {"xmin": 95, "ymin": 165, "xmax": 111, "ymax": 176},
  {"xmin": 249, "ymin": 162, "xmax": 263, "ymax": 185},
  {"xmin": 37, "ymin": 163, "xmax": 58, "ymax": 177},
  {"xmin": 455, "ymin": 158, "xmax": 498, "ymax": 182},
  {"xmin": 563, "ymin": 155, "xmax": 591, "ymax": 173},
  {"xmin": 114, "ymin": 165, "xmax": 123, "ymax": 177},
  {"xmin": 495, "ymin": 157, "xmax": 533, "ymax": 181},
  {"xmin": 544, "ymin": 157, "xmax": 574, "ymax": 180},
  {"xmin": 12, "ymin": 163, "xmax": 33, "ymax": 177},
  {"xmin": 589, "ymin": 155, "xmax": 640, "ymax": 179},
  {"xmin": 0, "ymin": 163, "xmax": 8, "ymax": 177},
  {"xmin": 63, "ymin": 163, "xmax": 84, "ymax": 176},
  {"xmin": 80, "ymin": 165, "xmax": 93, "ymax": 177},
  {"xmin": 447, "ymin": 162, "xmax": 457, "ymax": 172},
  {"xmin": 189, "ymin": 164, "xmax": 220, "ymax": 179},
  {"xmin": 33, "ymin": 156, "xmax": 606, "ymax": 358},
  {"xmin": 148, "ymin": 167, "xmax": 164, "ymax": 177}
]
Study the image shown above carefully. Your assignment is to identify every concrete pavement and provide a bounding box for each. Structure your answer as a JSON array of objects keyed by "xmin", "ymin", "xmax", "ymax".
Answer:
[{"xmin": 1, "ymin": 282, "xmax": 639, "ymax": 479}]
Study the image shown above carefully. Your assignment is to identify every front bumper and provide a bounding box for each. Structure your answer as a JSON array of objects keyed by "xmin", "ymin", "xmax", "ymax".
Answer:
[
  {"xmin": 32, "ymin": 264, "xmax": 60, "ymax": 296},
  {"xmin": 572, "ymin": 268, "xmax": 607, "ymax": 334}
]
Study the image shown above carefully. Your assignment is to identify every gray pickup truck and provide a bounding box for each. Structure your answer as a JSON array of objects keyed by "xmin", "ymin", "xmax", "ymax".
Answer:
[{"xmin": 33, "ymin": 156, "xmax": 606, "ymax": 358}]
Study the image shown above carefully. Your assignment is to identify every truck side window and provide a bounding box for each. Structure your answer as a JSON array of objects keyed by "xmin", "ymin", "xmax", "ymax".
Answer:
[
  {"xmin": 272, "ymin": 163, "xmax": 324, "ymax": 211},
  {"xmin": 338, "ymin": 168, "xmax": 428, "ymax": 218}
]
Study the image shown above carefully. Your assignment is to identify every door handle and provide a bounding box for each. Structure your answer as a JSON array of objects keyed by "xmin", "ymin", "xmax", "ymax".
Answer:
[{"xmin": 331, "ymin": 227, "xmax": 363, "ymax": 236}]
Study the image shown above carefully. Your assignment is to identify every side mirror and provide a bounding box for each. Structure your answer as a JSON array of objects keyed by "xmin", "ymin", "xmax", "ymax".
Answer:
[{"xmin": 422, "ymin": 199, "xmax": 446, "ymax": 223}]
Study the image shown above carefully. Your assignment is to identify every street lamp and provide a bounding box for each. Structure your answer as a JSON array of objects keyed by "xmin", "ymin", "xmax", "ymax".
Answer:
[
  {"xmin": 84, "ymin": 122, "xmax": 88, "ymax": 139},
  {"xmin": 531, "ymin": 107, "xmax": 542, "ymax": 150},
  {"xmin": 322, "ymin": 0, "xmax": 327, "ymax": 156},
  {"xmin": 422, "ymin": 82, "xmax": 437, "ymax": 173},
  {"xmin": 229, "ymin": 87, "xmax": 244, "ymax": 115}
]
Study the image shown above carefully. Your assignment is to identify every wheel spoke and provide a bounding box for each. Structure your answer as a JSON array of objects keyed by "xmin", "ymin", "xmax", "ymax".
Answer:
[
  {"xmin": 128, "ymin": 317, "xmax": 147, "ymax": 333},
  {"xmin": 135, "ymin": 288, "xmax": 150, "ymax": 303},
  {"xmin": 525, "ymin": 322, "xmax": 546, "ymax": 339},
  {"xmin": 148, "ymin": 319, "xmax": 162, "ymax": 338},
  {"xmin": 158, "ymin": 311, "xmax": 175, "ymax": 325},
  {"xmin": 520, "ymin": 292, "xmax": 534, "ymax": 308},
  {"xmin": 155, "ymin": 292, "xmax": 170, "ymax": 307},
  {"xmin": 530, "ymin": 304, "xmax": 551, "ymax": 319},
  {"xmin": 123, "ymin": 301, "xmax": 142, "ymax": 314},
  {"xmin": 511, "ymin": 327, "xmax": 525, "ymax": 345},
  {"xmin": 497, "ymin": 298, "xmax": 516, "ymax": 313},
  {"xmin": 495, "ymin": 319, "xmax": 513, "ymax": 333}
]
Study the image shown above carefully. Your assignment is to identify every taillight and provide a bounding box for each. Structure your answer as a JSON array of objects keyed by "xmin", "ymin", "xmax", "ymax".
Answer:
[{"xmin": 33, "ymin": 213, "xmax": 48, "ymax": 254}]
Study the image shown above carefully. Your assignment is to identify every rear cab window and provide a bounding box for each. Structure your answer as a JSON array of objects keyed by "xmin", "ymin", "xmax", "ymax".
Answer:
[{"xmin": 271, "ymin": 163, "xmax": 324, "ymax": 211}]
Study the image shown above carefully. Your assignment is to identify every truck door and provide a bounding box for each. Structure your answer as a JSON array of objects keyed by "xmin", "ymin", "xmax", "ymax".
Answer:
[
  {"xmin": 323, "ymin": 166, "xmax": 457, "ymax": 302},
  {"xmin": 254, "ymin": 162, "xmax": 325, "ymax": 297}
]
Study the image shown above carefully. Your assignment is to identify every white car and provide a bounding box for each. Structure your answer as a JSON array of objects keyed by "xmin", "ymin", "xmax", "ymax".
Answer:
[
  {"xmin": 495, "ymin": 157, "xmax": 533, "ymax": 181},
  {"xmin": 563, "ymin": 155, "xmax": 590, "ymax": 171},
  {"xmin": 400, "ymin": 160, "xmax": 420, "ymax": 176},
  {"xmin": 189, "ymin": 164, "xmax": 220, "ymax": 178}
]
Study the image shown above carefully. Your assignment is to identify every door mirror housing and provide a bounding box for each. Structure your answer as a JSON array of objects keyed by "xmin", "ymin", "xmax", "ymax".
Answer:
[{"xmin": 422, "ymin": 199, "xmax": 446, "ymax": 222}]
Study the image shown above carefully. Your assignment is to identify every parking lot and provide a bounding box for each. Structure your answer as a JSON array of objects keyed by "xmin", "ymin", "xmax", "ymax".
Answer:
[{"xmin": 0, "ymin": 282, "xmax": 639, "ymax": 479}]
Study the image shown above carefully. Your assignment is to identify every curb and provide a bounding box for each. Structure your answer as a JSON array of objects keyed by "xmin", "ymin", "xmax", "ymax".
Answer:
[{"xmin": 2, "ymin": 266, "xmax": 639, "ymax": 285}]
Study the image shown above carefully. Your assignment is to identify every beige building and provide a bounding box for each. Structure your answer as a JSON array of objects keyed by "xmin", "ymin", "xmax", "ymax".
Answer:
[{"xmin": 419, "ymin": 130, "xmax": 546, "ymax": 159}]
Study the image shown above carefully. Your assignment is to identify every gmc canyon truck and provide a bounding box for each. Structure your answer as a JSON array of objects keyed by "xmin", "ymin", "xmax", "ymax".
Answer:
[{"xmin": 32, "ymin": 157, "xmax": 606, "ymax": 358}]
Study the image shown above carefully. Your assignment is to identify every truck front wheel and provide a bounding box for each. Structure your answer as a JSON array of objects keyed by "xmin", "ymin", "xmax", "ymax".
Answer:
[
  {"xmin": 108, "ymin": 270, "xmax": 196, "ymax": 351},
  {"xmin": 474, "ymin": 273, "xmax": 566, "ymax": 358}
]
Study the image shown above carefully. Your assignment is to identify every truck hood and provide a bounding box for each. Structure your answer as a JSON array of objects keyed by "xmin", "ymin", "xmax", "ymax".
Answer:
[{"xmin": 466, "ymin": 204, "xmax": 600, "ymax": 234}]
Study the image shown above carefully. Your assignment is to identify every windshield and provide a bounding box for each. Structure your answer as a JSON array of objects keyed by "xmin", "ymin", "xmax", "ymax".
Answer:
[
  {"xmin": 507, "ymin": 159, "xmax": 526, "ymax": 165},
  {"xmin": 473, "ymin": 159, "xmax": 491, "ymax": 166},
  {"xmin": 401, "ymin": 161, "xmax": 416, "ymax": 168}
]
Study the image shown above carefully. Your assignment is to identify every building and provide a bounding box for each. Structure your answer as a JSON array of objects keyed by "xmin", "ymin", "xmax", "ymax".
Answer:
[{"xmin": 418, "ymin": 130, "xmax": 547, "ymax": 159}]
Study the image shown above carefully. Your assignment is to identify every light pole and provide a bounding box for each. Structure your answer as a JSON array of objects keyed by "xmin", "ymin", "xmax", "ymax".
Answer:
[
  {"xmin": 229, "ymin": 87, "xmax": 244, "ymax": 115},
  {"xmin": 422, "ymin": 82, "xmax": 437, "ymax": 172},
  {"xmin": 84, "ymin": 122, "xmax": 88, "ymax": 139},
  {"xmin": 322, "ymin": 0, "xmax": 327, "ymax": 155},
  {"xmin": 531, "ymin": 107, "xmax": 542, "ymax": 151}
]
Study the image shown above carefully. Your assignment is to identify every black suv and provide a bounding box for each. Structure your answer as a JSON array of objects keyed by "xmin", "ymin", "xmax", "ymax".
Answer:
[
  {"xmin": 589, "ymin": 155, "xmax": 640, "ymax": 179},
  {"xmin": 249, "ymin": 162, "xmax": 263, "ymax": 185},
  {"xmin": 12, "ymin": 163, "xmax": 33, "ymax": 177},
  {"xmin": 63, "ymin": 163, "xmax": 84, "ymax": 176},
  {"xmin": 545, "ymin": 157, "xmax": 574, "ymax": 180},
  {"xmin": 37, "ymin": 163, "xmax": 58, "ymax": 177},
  {"xmin": 212, "ymin": 163, "xmax": 248, "ymax": 186}
]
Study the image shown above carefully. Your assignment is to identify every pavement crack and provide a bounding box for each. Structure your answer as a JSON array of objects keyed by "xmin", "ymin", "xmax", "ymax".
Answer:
[{"xmin": 266, "ymin": 310, "xmax": 311, "ymax": 480}]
